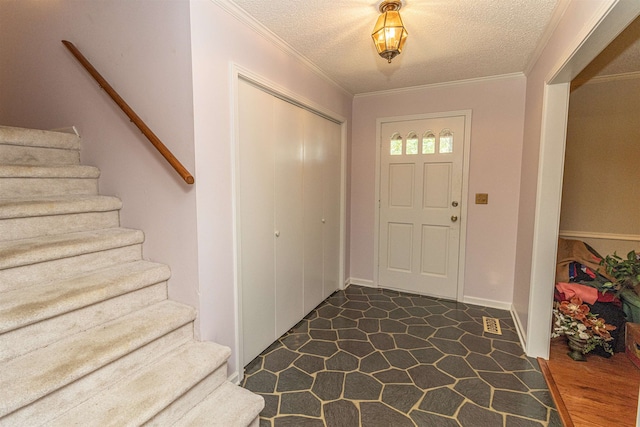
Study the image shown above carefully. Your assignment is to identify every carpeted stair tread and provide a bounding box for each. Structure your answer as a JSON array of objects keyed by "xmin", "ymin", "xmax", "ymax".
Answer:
[
  {"xmin": 0, "ymin": 227, "xmax": 144, "ymax": 270},
  {"xmin": 48, "ymin": 341, "xmax": 231, "ymax": 427},
  {"xmin": 0, "ymin": 195, "xmax": 122, "ymax": 219},
  {"xmin": 173, "ymin": 381, "xmax": 264, "ymax": 427},
  {"xmin": 0, "ymin": 164, "xmax": 99, "ymax": 178},
  {"xmin": 0, "ymin": 300, "xmax": 196, "ymax": 418},
  {"xmin": 0, "ymin": 125, "xmax": 80, "ymax": 150},
  {"xmin": 0, "ymin": 260, "xmax": 171, "ymax": 334}
]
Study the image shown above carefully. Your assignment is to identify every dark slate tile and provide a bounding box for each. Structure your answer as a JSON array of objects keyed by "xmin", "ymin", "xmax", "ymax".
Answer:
[
  {"xmin": 294, "ymin": 354, "xmax": 325, "ymax": 374},
  {"xmin": 326, "ymin": 294, "xmax": 348, "ymax": 307},
  {"xmin": 360, "ymin": 351, "xmax": 391, "ymax": 373},
  {"xmin": 340, "ymin": 308, "xmax": 364, "ymax": 319},
  {"xmin": 358, "ymin": 318, "xmax": 380, "ymax": 333},
  {"xmin": 298, "ymin": 340, "xmax": 338, "ymax": 357},
  {"xmin": 490, "ymin": 329, "xmax": 521, "ymax": 343},
  {"xmin": 360, "ymin": 402, "xmax": 414, "ymax": 427},
  {"xmin": 514, "ymin": 370, "xmax": 550, "ymax": 390},
  {"xmin": 373, "ymin": 368, "xmax": 412, "ymax": 384},
  {"xmin": 380, "ymin": 319, "xmax": 408, "ymax": 333},
  {"xmin": 484, "ymin": 307, "xmax": 510, "ymax": 318},
  {"xmin": 410, "ymin": 296, "xmax": 442, "ymax": 307},
  {"xmin": 405, "ymin": 306, "xmax": 430, "ymax": 317},
  {"xmin": 263, "ymin": 340, "xmax": 284, "ymax": 355},
  {"xmin": 367, "ymin": 293, "xmax": 392, "ymax": 301},
  {"xmin": 342, "ymin": 301, "xmax": 371, "ymax": 310},
  {"xmin": 410, "ymin": 410, "xmax": 460, "ymax": 427},
  {"xmin": 276, "ymin": 367, "xmax": 314, "ymax": 392},
  {"xmin": 309, "ymin": 329, "xmax": 338, "ymax": 341},
  {"xmin": 338, "ymin": 340, "xmax": 376, "ymax": 357},
  {"xmin": 408, "ymin": 365, "xmax": 455, "ymax": 389},
  {"xmin": 531, "ymin": 390, "xmax": 555, "ymax": 408},
  {"xmin": 491, "ymin": 350, "xmax": 535, "ymax": 371},
  {"xmin": 344, "ymin": 286, "xmax": 364, "ymax": 295},
  {"xmin": 273, "ymin": 416, "xmax": 324, "ymax": 427},
  {"xmin": 465, "ymin": 308, "xmax": 490, "ymax": 320},
  {"xmin": 260, "ymin": 419, "xmax": 272, "ymax": 427},
  {"xmin": 492, "ymin": 390, "xmax": 548, "ymax": 421},
  {"xmin": 382, "ymin": 384, "xmax": 423, "ymax": 413},
  {"xmin": 280, "ymin": 333, "xmax": 310, "ymax": 351},
  {"xmin": 424, "ymin": 305, "xmax": 451, "ymax": 315},
  {"xmin": 244, "ymin": 370, "xmax": 277, "ymax": 393},
  {"xmin": 370, "ymin": 300, "xmax": 399, "ymax": 311},
  {"xmin": 479, "ymin": 371, "xmax": 529, "ymax": 392},
  {"xmin": 290, "ymin": 320, "xmax": 309, "ymax": 334},
  {"xmin": 436, "ymin": 355, "xmax": 476, "ymax": 379},
  {"xmin": 410, "ymin": 347, "xmax": 445, "ymax": 364},
  {"xmin": 459, "ymin": 333, "xmax": 493, "ymax": 354},
  {"xmin": 363, "ymin": 307, "xmax": 388, "ymax": 318},
  {"xmin": 548, "ymin": 409, "xmax": 563, "ymax": 427},
  {"xmin": 400, "ymin": 317, "xmax": 428, "ymax": 325},
  {"xmin": 394, "ymin": 334, "xmax": 431, "ymax": 350},
  {"xmin": 244, "ymin": 356, "xmax": 263, "ymax": 376},
  {"xmin": 429, "ymin": 338, "xmax": 469, "ymax": 356},
  {"xmin": 437, "ymin": 299, "xmax": 468, "ymax": 310},
  {"xmin": 465, "ymin": 353, "xmax": 503, "ymax": 372},
  {"xmin": 279, "ymin": 391, "xmax": 321, "ymax": 417},
  {"xmin": 317, "ymin": 305, "xmax": 342, "ymax": 319},
  {"xmin": 458, "ymin": 321, "xmax": 485, "ymax": 335},
  {"xmin": 391, "ymin": 296, "xmax": 413, "ymax": 307},
  {"xmin": 457, "ymin": 402, "xmax": 503, "ymax": 427},
  {"xmin": 337, "ymin": 328, "xmax": 368, "ymax": 340},
  {"xmin": 433, "ymin": 326, "xmax": 465, "ymax": 340},
  {"xmin": 454, "ymin": 378, "xmax": 491, "ymax": 407},
  {"xmin": 325, "ymin": 351, "xmax": 359, "ymax": 371},
  {"xmin": 493, "ymin": 339, "xmax": 526, "ymax": 356},
  {"xmin": 381, "ymin": 289, "xmax": 402, "ymax": 297},
  {"xmin": 505, "ymin": 415, "xmax": 545, "ymax": 427},
  {"xmin": 346, "ymin": 294, "xmax": 369, "ymax": 301},
  {"xmin": 369, "ymin": 332, "xmax": 396, "ymax": 350},
  {"xmin": 419, "ymin": 386, "xmax": 465, "ymax": 416},
  {"xmin": 389, "ymin": 307, "xmax": 412, "ymax": 319},
  {"xmin": 259, "ymin": 393, "xmax": 279, "ymax": 418},
  {"xmin": 344, "ymin": 372, "xmax": 383, "ymax": 400},
  {"xmin": 444, "ymin": 310, "xmax": 474, "ymax": 322},
  {"xmin": 361, "ymin": 286, "xmax": 382, "ymax": 295},
  {"xmin": 264, "ymin": 348, "xmax": 300, "ymax": 372},
  {"xmin": 323, "ymin": 400, "xmax": 360, "ymax": 427},
  {"xmin": 312, "ymin": 371, "xmax": 344, "ymax": 401},
  {"xmin": 426, "ymin": 316, "xmax": 458, "ymax": 327},
  {"xmin": 309, "ymin": 318, "xmax": 332, "ymax": 330},
  {"xmin": 304, "ymin": 309, "xmax": 319, "ymax": 320},
  {"xmin": 407, "ymin": 325, "xmax": 436, "ymax": 339},
  {"xmin": 332, "ymin": 316, "xmax": 358, "ymax": 329},
  {"xmin": 383, "ymin": 349, "xmax": 419, "ymax": 369}
]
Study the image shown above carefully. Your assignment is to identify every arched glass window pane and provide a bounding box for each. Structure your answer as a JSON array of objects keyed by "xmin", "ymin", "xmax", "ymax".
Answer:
[
  {"xmin": 439, "ymin": 129, "xmax": 453, "ymax": 153},
  {"xmin": 406, "ymin": 132, "xmax": 418, "ymax": 155},
  {"xmin": 390, "ymin": 133, "xmax": 403, "ymax": 155},
  {"xmin": 422, "ymin": 131, "xmax": 436, "ymax": 154}
]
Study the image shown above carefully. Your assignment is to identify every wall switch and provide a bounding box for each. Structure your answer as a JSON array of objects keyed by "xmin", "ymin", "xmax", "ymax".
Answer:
[{"xmin": 475, "ymin": 193, "xmax": 488, "ymax": 204}]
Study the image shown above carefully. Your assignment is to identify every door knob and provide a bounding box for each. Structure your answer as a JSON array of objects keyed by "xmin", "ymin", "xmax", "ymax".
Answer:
[
  {"xmin": 322, "ymin": 218, "xmax": 326, "ymax": 223},
  {"xmin": 451, "ymin": 215, "xmax": 458, "ymax": 222},
  {"xmin": 275, "ymin": 230, "xmax": 280, "ymax": 237},
  {"xmin": 452, "ymin": 201, "xmax": 459, "ymax": 207}
]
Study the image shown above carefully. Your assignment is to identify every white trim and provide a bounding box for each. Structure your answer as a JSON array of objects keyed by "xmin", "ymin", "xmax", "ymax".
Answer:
[
  {"xmin": 573, "ymin": 70, "xmax": 640, "ymax": 86},
  {"xmin": 511, "ymin": 306, "xmax": 527, "ymax": 353},
  {"xmin": 373, "ymin": 110, "xmax": 471, "ymax": 302},
  {"xmin": 231, "ymin": 63, "xmax": 348, "ymax": 379},
  {"xmin": 523, "ymin": 0, "xmax": 571, "ymax": 76},
  {"xmin": 227, "ymin": 371, "xmax": 240, "ymax": 386},
  {"xmin": 347, "ymin": 277, "xmax": 376, "ymax": 288},
  {"xmin": 212, "ymin": 0, "xmax": 351, "ymax": 97},
  {"xmin": 355, "ymin": 73, "xmax": 524, "ymax": 99},
  {"xmin": 462, "ymin": 296, "xmax": 511, "ymax": 311},
  {"xmin": 559, "ymin": 230, "xmax": 640, "ymax": 242}
]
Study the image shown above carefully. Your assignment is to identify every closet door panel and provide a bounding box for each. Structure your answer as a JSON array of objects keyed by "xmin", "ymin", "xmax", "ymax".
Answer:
[
  {"xmin": 323, "ymin": 121, "xmax": 342, "ymax": 298},
  {"xmin": 274, "ymin": 99, "xmax": 305, "ymax": 337},
  {"xmin": 238, "ymin": 81, "xmax": 276, "ymax": 365}
]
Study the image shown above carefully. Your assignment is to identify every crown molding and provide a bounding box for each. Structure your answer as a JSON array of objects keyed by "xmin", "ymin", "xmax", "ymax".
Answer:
[
  {"xmin": 573, "ymin": 70, "xmax": 640, "ymax": 87},
  {"xmin": 211, "ymin": 0, "xmax": 353, "ymax": 97},
  {"xmin": 524, "ymin": 0, "xmax": 572, "ymax": 76}
]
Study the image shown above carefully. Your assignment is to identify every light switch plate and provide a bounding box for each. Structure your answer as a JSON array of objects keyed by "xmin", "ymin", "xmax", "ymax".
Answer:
[{"xmin": 475, "ymin": 193, "xmax": 488, "ymax": 204}]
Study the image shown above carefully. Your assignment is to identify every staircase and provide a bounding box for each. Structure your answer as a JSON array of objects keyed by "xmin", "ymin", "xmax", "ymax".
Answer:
[{"xmin": 0, "ymin": 125, "xmax": 263, "ymax": 426}]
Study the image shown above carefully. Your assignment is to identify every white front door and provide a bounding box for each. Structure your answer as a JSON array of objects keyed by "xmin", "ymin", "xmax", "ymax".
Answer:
[{"xmin": 378, "ymin": 114, "xmax": 467, "ymax": 299}]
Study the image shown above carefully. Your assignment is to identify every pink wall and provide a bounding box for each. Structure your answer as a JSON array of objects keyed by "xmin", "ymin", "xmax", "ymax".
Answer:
[
  {"xmin": 0, "ymin": 1, "xmax": 200, "ymax": 312},
  {"xmin": 351, "ymin": 76, "xmax": 526, "ymax": 307},
  {"xmin": 189, "ymin": 0, "xmax": 353, "ymax": 376}
]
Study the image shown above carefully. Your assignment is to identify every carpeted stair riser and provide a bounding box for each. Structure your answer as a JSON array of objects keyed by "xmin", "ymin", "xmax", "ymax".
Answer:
[
  {"xmin": 0, "ymin": 126, "xmax": 80, "ymax": 151},
  {"xmin": 2, "ymin": 323, "xmax": 195, "ymax": 427},
  {"xmin": 0, "ymin": 144, "xmax": 80, "ymax": 166},
  {"xmin": 0, "ymin": 301, "xmax": 196, "ymax": 417},
  {"xmin": 49, "ymin": 342, "xmax": 231, "ymax": 427},
  {"xmin": 0, "ymin": 244, "xmax": 142, "ymax": 293}
]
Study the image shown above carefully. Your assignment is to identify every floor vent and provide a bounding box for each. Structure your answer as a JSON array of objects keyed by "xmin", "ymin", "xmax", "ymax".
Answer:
[{"xmin": 483, "ymin": 317, "xmax": 502, "ymax": 335}]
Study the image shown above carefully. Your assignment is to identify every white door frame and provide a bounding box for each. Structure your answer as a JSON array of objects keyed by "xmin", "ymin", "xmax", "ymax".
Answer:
[
  {"xmin": 526, "ymin": 0, "xmax": 640, "ymax": 359},
  {"xmin": 230, "ymin": 64, "xmax": 348, "ymax": 380},
  {"xmin": 373, "ymin": 110, "xmax": 472, "ymax": 302}
]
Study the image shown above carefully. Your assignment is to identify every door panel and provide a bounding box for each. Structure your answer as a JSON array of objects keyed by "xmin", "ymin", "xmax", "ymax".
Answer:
[
  {"xmin": 323, "ymin": 120, "xmax": 342, "ymax": 299},
  {"xmin": 379, "ymin": 115, "xmax": 465, "ymax": 299}
]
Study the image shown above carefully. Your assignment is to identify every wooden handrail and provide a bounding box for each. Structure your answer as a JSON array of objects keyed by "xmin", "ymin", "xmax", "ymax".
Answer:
[{"xmin": 62, "ymin": 40, "xmax": 194, "ymax": 185}]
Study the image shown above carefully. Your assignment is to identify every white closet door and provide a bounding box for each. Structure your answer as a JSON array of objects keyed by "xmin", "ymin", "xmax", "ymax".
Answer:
[
  {"xmin": 274, "ymin": 98, "xmax": 304, "ymax": 337},
  {"xmin": 238, "ymin": 80, "xmax": 276, "ymax": 365},
  {"xmin": 323, "ymin": 120, "xmax": 342, "ymax": 298},
  {"xmin": 303, "ymin": 111, "xmax": 325, "ymax": 313}
]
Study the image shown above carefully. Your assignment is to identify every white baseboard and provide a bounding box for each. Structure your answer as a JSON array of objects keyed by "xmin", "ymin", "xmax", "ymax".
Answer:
[
  {"xmin": 462, "ymin": 295, "xmax": 511, "ymax": 311},
  {"xmin": 228, "ymin": 370, "xmax": 240, "ymax": 385},
  {"xmin": 510, "ymin": 307, "xmax": 527, "ymax": 354},
  {"xmin": 346, "ymin": 277, "xmax": 375, "ymax": 288}
]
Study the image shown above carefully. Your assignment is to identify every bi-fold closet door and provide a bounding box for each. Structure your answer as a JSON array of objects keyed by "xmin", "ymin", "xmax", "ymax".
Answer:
[{"xmin": 238, "ymin": 79, "xmax": 342, "ymax": 366}]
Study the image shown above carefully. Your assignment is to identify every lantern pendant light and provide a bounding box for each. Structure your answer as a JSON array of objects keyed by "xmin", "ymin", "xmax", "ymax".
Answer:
[{"xmin": 371, "ymin": 0, "xmax": 408, "ymax": 64}]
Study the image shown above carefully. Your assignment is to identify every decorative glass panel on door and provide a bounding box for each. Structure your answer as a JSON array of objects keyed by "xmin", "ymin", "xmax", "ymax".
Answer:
[
  {"xmin": 406, "ymin": 132, "xmax": 418, "ymax": 155},
  {"xmin": 439, "ymin": 129, "xmax": 453, "ymax": 153},
  {"xmin": 390, "ymin": 133, "xmax": 403, "ymax": 155},
  {"xmin": 422, "ymin": 131, "xmax": 436, "ymax": 154}
]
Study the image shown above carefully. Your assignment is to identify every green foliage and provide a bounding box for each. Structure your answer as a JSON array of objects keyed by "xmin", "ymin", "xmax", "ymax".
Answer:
[{"xmin": 600, "ymin": 250, "xmax": 640, "ymax": 290}]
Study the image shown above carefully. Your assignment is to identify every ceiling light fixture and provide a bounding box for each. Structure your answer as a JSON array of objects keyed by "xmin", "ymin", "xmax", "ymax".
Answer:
[{"xmin": 371, "ymin": 0, "xmax": 408, "ymax": 64}]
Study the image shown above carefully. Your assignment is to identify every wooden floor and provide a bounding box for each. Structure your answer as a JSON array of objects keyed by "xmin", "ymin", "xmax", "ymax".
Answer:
[{"xmin": 539, "ymin": 337, "xmax": 640, "ymax": 427}]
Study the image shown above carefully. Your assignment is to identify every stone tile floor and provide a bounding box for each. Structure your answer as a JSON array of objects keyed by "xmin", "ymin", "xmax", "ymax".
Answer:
[{"xmin": 242, "ymin": 285, "xmax": 561, "ymax": 426}]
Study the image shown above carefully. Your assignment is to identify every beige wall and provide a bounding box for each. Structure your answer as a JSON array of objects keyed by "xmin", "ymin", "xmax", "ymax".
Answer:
[{"xmin": 561, "ymin": 77, "xmax": 640, "ymax": 237}]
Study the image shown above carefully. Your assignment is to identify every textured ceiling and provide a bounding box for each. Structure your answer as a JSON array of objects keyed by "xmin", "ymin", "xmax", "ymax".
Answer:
[{"xmin": 227, "ymin": 0, "xmax": 560, "ymax": 94}]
